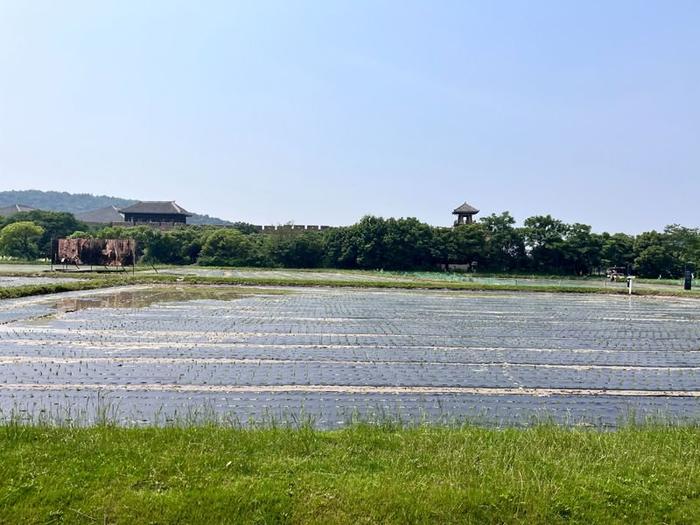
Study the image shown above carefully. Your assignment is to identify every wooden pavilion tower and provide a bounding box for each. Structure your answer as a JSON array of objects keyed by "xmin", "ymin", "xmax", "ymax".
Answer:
[{"xmin": 452, "ymin": 202, "xmax": 479, "ymax": 226}]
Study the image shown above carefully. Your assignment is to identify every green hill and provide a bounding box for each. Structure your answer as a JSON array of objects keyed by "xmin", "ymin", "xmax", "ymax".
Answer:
[{"xmin": 0, "ymin": 190, "xmax": 231, "ymax": 225}]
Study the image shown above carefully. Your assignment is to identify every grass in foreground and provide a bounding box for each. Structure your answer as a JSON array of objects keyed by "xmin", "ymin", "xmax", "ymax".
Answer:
[{"xmin": 1, "ymin": 424, "xmax": 699, "ymax": 524}]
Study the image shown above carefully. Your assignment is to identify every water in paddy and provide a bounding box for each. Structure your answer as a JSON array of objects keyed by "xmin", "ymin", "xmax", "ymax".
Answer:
[
  {"xmin": 1, "ymin": 286, "xmax": 699, "ymax": 428},
  {"xmin": 53, "ymin": 286, "xmax": 276, "ymax": 313},
  {"xmin": 0, "ymin": 285, "xmax": 279, "ymax": 326}
]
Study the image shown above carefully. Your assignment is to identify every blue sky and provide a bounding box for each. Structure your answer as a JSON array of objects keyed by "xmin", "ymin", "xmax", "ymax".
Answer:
[{"xmin": 1, "ymin": 1, "xmax": 698, "ymax": 231}]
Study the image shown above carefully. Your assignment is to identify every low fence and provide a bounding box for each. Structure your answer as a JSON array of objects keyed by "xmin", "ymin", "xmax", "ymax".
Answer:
[
  {"xmin": 250, "ymin": 225, "xmax": 333, "ymax": 232},
  {"xmin": 102, "ymin": 221, "xmax": 183, "ymax": 230},
  {"xmin": 86, "ymin": 222, "xmax": 337, "ymax": 233},
  {"xmin": 81, "ymin": 221, "xmax": 338, "ymax": 233}
]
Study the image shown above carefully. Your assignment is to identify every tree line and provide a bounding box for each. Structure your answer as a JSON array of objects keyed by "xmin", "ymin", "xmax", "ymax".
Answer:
[{"xmin": 1, "ymin": 210, "xmax": 698, "ymax": 277}]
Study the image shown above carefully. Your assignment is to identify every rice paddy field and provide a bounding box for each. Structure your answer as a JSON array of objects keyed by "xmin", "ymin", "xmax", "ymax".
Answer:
[
  {"xmin": 1, "ymin": 284, "xmax": 699, "ymax": 427},
  {"xmin": 1, "ymin": 270, "xmax": 699, "ymax": 523}
]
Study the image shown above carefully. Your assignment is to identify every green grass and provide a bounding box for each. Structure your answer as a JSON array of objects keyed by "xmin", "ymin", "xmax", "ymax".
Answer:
[
  {"xmin": 0, "ymin": 424, "xmax": 699, "ymax": 524},
  {"xmin": 2, "ymin": 271, "xmax": 700, "ymax": 301},
  {"xmin": 0, "ymin": 278, "xmax": 140, "ymax": 300},
  {"xmin": 0, "ymin": 279, "xmax": 120, "ymax": 300},
  {"xmin": 0, "ymin": 264, "xmax": 698, "ymax": 299}
]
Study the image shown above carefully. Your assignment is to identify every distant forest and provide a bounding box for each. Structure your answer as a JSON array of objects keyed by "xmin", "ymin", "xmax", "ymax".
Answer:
[
  {"xmin": 0, "ymin": 208, "xmax": 697, "ymax": 278},
  {"xmin": 0, "ymin": 190, "xmax": 230, "ymax": 225}
]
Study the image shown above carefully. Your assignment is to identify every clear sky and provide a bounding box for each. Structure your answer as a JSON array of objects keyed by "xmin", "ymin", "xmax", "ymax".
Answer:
[{"xmin": 1, "ymin": 1, "xmax": 698, "ymax": 232}]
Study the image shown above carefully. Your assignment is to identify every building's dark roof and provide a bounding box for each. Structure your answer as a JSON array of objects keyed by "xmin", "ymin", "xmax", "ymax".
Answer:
[
  {"xmin": 0, "ymin": 204, "xmax": 37, "ymax": 217},
  {"xmin": 452, "ymin": 202, "xmax": 479, "ymax": 214},
  {"xmin": 76, "ymin": 205, "xmax": 124, "ymax": 224},
  {"xmin": 118, "ymin": 201, "xmax": 192, "ymax": 216}
]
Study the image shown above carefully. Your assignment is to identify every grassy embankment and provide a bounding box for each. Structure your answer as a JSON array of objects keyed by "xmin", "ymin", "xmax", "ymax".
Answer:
[
  {"xmin": 1, "ymin": 423, "xmax": 698, "ymax": 524},
  {"xmin": 1, "ymin": 270, "xmax": 699, "ymax": 301}
]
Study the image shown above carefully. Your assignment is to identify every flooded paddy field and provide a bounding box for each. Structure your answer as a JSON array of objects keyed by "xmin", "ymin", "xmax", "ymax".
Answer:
[
  {"xmin": 0, "ymin": 286, "xmax": 699, "ymax": 427},
  {"xmin": 0, "ymin": 275, "xmax": 84, "ymax": 288}
]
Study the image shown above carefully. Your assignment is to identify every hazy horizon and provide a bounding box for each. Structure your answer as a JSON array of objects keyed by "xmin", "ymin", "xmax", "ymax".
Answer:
[{"xmin": 1, "ymin": 1, "xmax": 698, "ymax": 232}]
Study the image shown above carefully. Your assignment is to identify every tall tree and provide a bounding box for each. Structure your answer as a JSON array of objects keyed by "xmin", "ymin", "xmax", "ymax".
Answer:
[
  {"xmin": 634, "ymin": 231, "xmax": 683, "ymax": 277},
  {"xmin": 1, "ymin": 210, "xmax": 87, "ymax": 258},
  {"xmin": 480, "ymin": 212, "xmax": 526, "ymax": 271},
  {"xmin": 447, "ymin": 223, "xmax": 486, "ymax": 269},
  {"xmin": 563, "ymin": 223, "xmax": 602, "ymax": 275},
  {"xmin": 664, "ymin": 225, "xmax": 700, "ymax": 272},
  {"xmin": 0, "ymin": 221, "xmax": 45, "ymax": 260},
  {"xmin": 267, "ymin": 232, "xmax": 325, "ymax": 268},
  {"xmin": 322, "ymin": 227, "xmax": 357, "ymax": 269},
  {"xmin": 347, "ymin": 216, "xmax": 389, "ymax": 269},
  {"xmin": 199, "ymin": 229, "xmax": 256, "ymax": 266},
  {"xmin": 523, "ymin": 215, "xmax": 569, "ymax": 273},
  {"xmin": 600, "ymin": 232, "xmax": 636, "ymax": 269},
  {"xmin": 382, "ymin": 218, "xmax": 435, "ymax": 270}
]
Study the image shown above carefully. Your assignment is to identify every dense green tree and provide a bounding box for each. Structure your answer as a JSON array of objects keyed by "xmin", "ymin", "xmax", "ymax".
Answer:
[
  {"xmin": 634, "ymin": 231, "xmax": 683, "ymax": 277},
  {"xmin": 663, "ymin": 225, "xmax": 700, "ymax": 272},
  {"xmin": 445, "ymin": 223, "xmax": 486, "ymax": 268},
  {"xmin": 382, "ymin": 218, "xmax": 435, "ymax": 270},
  {"xmin": 48, "ymin": 209, "xmax": 700, "ymax": 277},
  {"xmin": 139, "ymin": 228, "xmax": 209, "ymax": 264},
  {"xmin": 93, "ymin": 225, "xmax": 160, "ymax": 261},
  {"xmin": 67, "ymin": 231, "xmax": 93, "ymax": 239},
  {"xmin": 635, "ymin": 245, "xmax": 680, "ymax": 278},
  {"xmin": 142, "ymin": 233, "xmax": 185, "ymax": 264},
  {"xmin": 600, "ymin": 233, "xmax": 635, "ymax": 269},
  {"xmin": 563, "ymin": 223, "xmax": 602, "ymax": 275},
  {"xmin": 231, "ymin": 222, "xmax": 262, "ymax": 235},
  {"xmin": 266, "ymin": 232, "xmax": 325, "ymax": 268},
  {"xmin": 0, "ymin": 221, "xmax": 45, "ymax": 260},
  {"xmin": 523, "ymin": 215, "xmax": 569, "ymax": 272},
  {"xmin": 480, "ymin": 212, "xmax": 526, "ymax": 271},
  {"xmin": 322, "ymin": 227, "xmax": 357, "ymax": 268},
  {"xmin": 349, "ymin": 216, "xmax": 390, "ymax": 269},
  {"xmin": 199, "ymin": 229, "xmax": 256, "ymax": 266},
  {"xmin": 324, "ymin": 217, "xmax": 436, "ymax": 270},
  {"xmin": 94, "ymin": 225, "xmax": 154, "ymax": 243},
  {"xmin": 430, "ymin": 228, "xmax": 454, "ymax": 268},
  {"xmin": 169, "ymin": 228, "xmax": 207, "ymax": 264},
  {"xmin": 1, "ymin": 210, "xmax": 87, "ymax": 258}
]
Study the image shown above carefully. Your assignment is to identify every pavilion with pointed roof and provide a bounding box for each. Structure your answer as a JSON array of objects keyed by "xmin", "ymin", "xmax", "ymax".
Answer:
[{"xmin": 452, "ymin": 202, "xmax": 479, "ymax": 226}]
